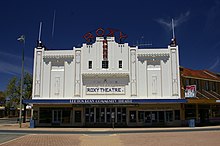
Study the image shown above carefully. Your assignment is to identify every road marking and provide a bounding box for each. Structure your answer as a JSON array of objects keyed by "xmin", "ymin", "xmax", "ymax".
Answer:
[
  {"xmin": 0, "ymin": 134, "xmax": 28, "ymax": 146},
  {"xmin": 83, "ymin": 134, "xmax": 117, "ymax": 136}
]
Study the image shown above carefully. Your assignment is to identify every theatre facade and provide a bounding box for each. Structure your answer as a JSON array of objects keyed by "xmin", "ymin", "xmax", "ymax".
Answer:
[{"xmin": 24, "ymin": 28, "xmax": 186, "ymax": 127}]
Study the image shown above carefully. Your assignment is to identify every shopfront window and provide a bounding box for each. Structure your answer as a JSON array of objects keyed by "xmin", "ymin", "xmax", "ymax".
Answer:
[
  {"xmin": 122, "ymin": 108, "xmax": 126, "ymax": 123},
  {"xmin": 39, "ymin": 108, "xmax": 52, "ymax": 123},
  {"xmin": 185, "ymin": 104, "xmax": 196, "ymax": 119},
  {"xmin": 62, "ymin": 109, "xmax": 71, "ymax": 124},
  {"xmin": 151, "ymin": 111, "xmax": 158, "ymax": 123},
  {"xmin": 165, "ymin": 111, "xmax": 173, "ymax": 122},
  {"xmin": 211, "ymin": 105, "xmax": 220, "ymax": 117},
  {"xmin": 75, "ymin": 110, "xmax": 81, "ymax": 123},
  {"xmin": 129, "ymin": 111, "xmax": 136, "ymax": 123},
  {"xmin": 174, "ymin": 110, "xmax": 180, "ymax": 120},
  {"xmin": 158, "ymin": 111, "xmax": 165, "ymax": 123},
  {"xmin": 138, "ymin": 111, "xmax": 144, "ymax": 122},
  {"xmin": 145, "ymin": 111, "xmax": 151, "ymax": 123}
]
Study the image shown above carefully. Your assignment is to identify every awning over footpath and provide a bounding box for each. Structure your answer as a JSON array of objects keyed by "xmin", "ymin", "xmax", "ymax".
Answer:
[{"xmin": 23, "ymin": 99, "xmax": 187, "ymax": 104}]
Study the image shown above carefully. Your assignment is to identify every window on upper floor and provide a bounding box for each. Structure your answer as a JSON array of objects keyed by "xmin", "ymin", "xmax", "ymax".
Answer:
[
  {"xmin": 185, "ymin": 79, "xmax": 190, "ymax": 87},
  {"xmin": 212, "ymin": 82, "xmax": 216, "ymax": 92},
  {"xmin": 194, "ymin": 79, "xmax": 200, "ymax": 90},
  {"xmin": 205, "ymin": 81, "xmax": 209, "ymax": 91},
  {"xmin": 119, "ymin": 60, "xmax": 122, "ymax": 68},
  {"xmin": 102, "ymin": 60, "xmax": 109, "ymax": 69},
  {"xmin": 88, "ymin": 61, "xmax": 92, "ymax": 69}
]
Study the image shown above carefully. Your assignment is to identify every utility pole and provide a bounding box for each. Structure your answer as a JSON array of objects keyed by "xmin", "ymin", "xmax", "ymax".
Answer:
[{"xmin": 17, "ymin": 35, "xmax": 25, "ymax": 128}]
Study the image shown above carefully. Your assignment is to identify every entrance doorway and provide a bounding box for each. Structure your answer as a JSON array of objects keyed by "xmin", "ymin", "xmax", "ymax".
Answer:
[
  {"xmin": 52, "ymin": 110, "xmax": 62, "ymax": 124},
  {"xmin": 85, "ymin": 107, "xmax": 126, "ymax": 127},
  {"xmin": 137, "ymin": 110, "xmax": 174, "ymax": 126},
  {"xmin": 75, "ymin": 111, "xmax": 82, "ymax": 123}
]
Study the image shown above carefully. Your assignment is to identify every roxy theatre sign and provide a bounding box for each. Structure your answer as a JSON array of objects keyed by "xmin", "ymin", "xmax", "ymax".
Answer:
[
  {"xmin": 83, "ymin": 27, "xmax": 128, "ymax": 43},
  {"xmin": 86, "ymin": 87, "xmax": 125, "ymax": 95}
]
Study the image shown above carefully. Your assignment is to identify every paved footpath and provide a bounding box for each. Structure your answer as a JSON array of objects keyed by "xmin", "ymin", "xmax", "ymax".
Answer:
[
  {"xmin": 0, "ymin": 124, "xmax": 220, "ymax": 146},
  {"xmin": 0, "ymin": 131, "xmax": 220, "ymax": 146}
]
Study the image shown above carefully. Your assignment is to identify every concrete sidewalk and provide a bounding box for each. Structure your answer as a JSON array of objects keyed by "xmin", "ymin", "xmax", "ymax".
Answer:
[{"xmin": 1, "ymin": 123, "xmax": 220, "ymax": 134}]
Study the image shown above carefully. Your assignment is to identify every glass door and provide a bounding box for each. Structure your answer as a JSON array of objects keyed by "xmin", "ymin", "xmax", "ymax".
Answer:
[
  {"xmin": 85, "ymin": 107, "xmax": 94, "ymax": 123},
  {"xmin": 158, "ymin": 111, "xmax": 165, "ymax": 123},
  {"xmin": 75, "ymin": 111, "xmax": 82, "ymax": 123},
  {"xmin": 165, "ymin": 111, "xmax": 173, "ymax": 122},
  {"xmin": 100, "ymin": 108, "xmax": 105, "ymax": 123},
  {"xmin": 52, "ymin": 110, "xmax": 62, "ymax": 123},
  {"xmin": 106, "ymin": 108, "xmax": 111, "ymax": 123},
  {"xmin": 145, "ymin": 111, "xmax": 152, "ymax": 124}
]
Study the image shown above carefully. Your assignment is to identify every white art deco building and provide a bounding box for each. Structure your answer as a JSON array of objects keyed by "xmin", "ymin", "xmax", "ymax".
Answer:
[{"xmin": 24, "ymin": 29, "xmax": 186, "ymax": 127}]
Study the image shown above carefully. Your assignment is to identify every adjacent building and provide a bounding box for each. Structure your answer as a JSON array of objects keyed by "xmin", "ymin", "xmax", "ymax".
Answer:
[{"xmin": 180, "ymin": 67, "xmax": 220, "ymax": 126}]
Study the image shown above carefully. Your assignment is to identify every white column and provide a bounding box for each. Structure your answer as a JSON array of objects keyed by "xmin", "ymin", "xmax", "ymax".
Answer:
[
  {"xmin": 170, "ymin": 46, "xmax": 179, "ymax": 96},
  {"xmin": 33, "ymin": 48, "xmax": 44, "ymax": 97},
  {"xmin": 42, "ymin": 61, "xmax": 51, "ymax": 97},
  {"xmin": 130, "ymin": 49, "xmax": 137, "ymax": 96},
  {"xmin": 75, "ymin": 50, "xmax": 81, "ymax": 96}
]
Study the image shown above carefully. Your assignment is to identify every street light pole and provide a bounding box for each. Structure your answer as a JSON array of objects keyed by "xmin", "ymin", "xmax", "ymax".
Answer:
[{"xmin": 18, "ymin": 35, "xmax": 25, "ymax": 128}]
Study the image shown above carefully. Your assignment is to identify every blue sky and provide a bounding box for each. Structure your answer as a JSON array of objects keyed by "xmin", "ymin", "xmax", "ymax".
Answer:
[{"xmin": 0, "ymin": 0, "xmax": 220, "ymax": 91}]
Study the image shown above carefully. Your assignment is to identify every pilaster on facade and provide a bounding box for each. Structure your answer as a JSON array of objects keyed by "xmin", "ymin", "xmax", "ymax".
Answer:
[
  {"xmin": 130, "ymin": 48, "xmax": 137, "ymax": 96},
  {"xmin": 33, "ymin": 47, "xmax": 44, "ymax": 98},
  {"xmin": 75, "ymin": 50, "xmax": 81, "ymax": 96},
  {"xmin": 169, "ymin": 45, "xmax": 180, "ymax": 97}
]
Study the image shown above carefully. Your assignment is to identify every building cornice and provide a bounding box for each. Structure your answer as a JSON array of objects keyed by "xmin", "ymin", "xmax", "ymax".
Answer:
[
  {"xmin": 43, "ymin": 54, "xmax": 74, "ymax": 59},
  {"xmin": 137, "ymin": 53, "xmax": 169, "ymax": 57},
  {"xmin": 82, "ymin": 72, "xmax": 129, "ymax": 77}
]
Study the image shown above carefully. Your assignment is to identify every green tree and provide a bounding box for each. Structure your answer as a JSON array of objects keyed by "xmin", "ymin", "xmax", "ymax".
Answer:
[
  {"xmin": 5, "ymin": 72, "xmax": 33, "ymax": 117},
  {"xmin": 4, "ymin": 77, "xmax": 19, "ymax": 116},
  {"xmin": 5, "ymin": 77, "xmax": 20, "ymax": 107},
  {"xmin": 23, "ymin": 72, "xmax": 33, "ymax": 99}
]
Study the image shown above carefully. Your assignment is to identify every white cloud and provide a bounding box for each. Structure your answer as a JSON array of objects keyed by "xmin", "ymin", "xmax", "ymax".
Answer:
[
  {"xmin": 204, "ymin": 1, "xmax": 220, "ymax": 32},
  {"xmin": 156, "ymin": 11, "xmax": 190, "ymax": 31},
  {"xmin": 208, "ymin": 57, "xmax": 220, "ymax": 71},
  {"xmin": 0, "ymin": 51, "xmax": 32, "ymax": 63},
  {"xmin": 0, "ymin": 51, "xmax": 32, "ymax": 75},
  {"xmin": 0, "ymin": 61, "xmax": 21, "ymax": 75}
]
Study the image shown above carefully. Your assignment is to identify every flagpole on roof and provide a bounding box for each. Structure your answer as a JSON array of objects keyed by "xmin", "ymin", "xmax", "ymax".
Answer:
[{"xmin": 172, "ymin": 18, "xmax": 175, "ymax": 39}]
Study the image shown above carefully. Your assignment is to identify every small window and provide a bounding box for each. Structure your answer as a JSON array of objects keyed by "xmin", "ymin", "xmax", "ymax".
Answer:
[
  {"xmin": 102, "ymin": 60, "xmax": 108, "ymax": 69},
  {"xmin": 194, "ymin": 79, "xmax": 200, "ymax": 90},
  {"xmin": 212, "ymin": 82, "xmax": 216, "ymax": 91},
  {"xmin": 185, "ymin": 79, "xmax": 190, "ymax": 87},
  {"xmin": 205, "ymin": 81, "xmax": 209, "ymax": 91},
  {"xmin": 119, "ymin": 60, "xmax": 122, "ymax": 68},
  {"xmin": 88, "ymin": 61, "xmax": 92, "ymax": 69}
]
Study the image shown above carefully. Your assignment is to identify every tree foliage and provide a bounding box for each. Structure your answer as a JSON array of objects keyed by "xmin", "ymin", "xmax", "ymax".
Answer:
[
  {"xmin": 5, "ymin": 72, "xmax": 32, "ymax": 107},
  {"xmin": 5, "ymin": 77, "xmax": 20, "ymax": 107}
]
